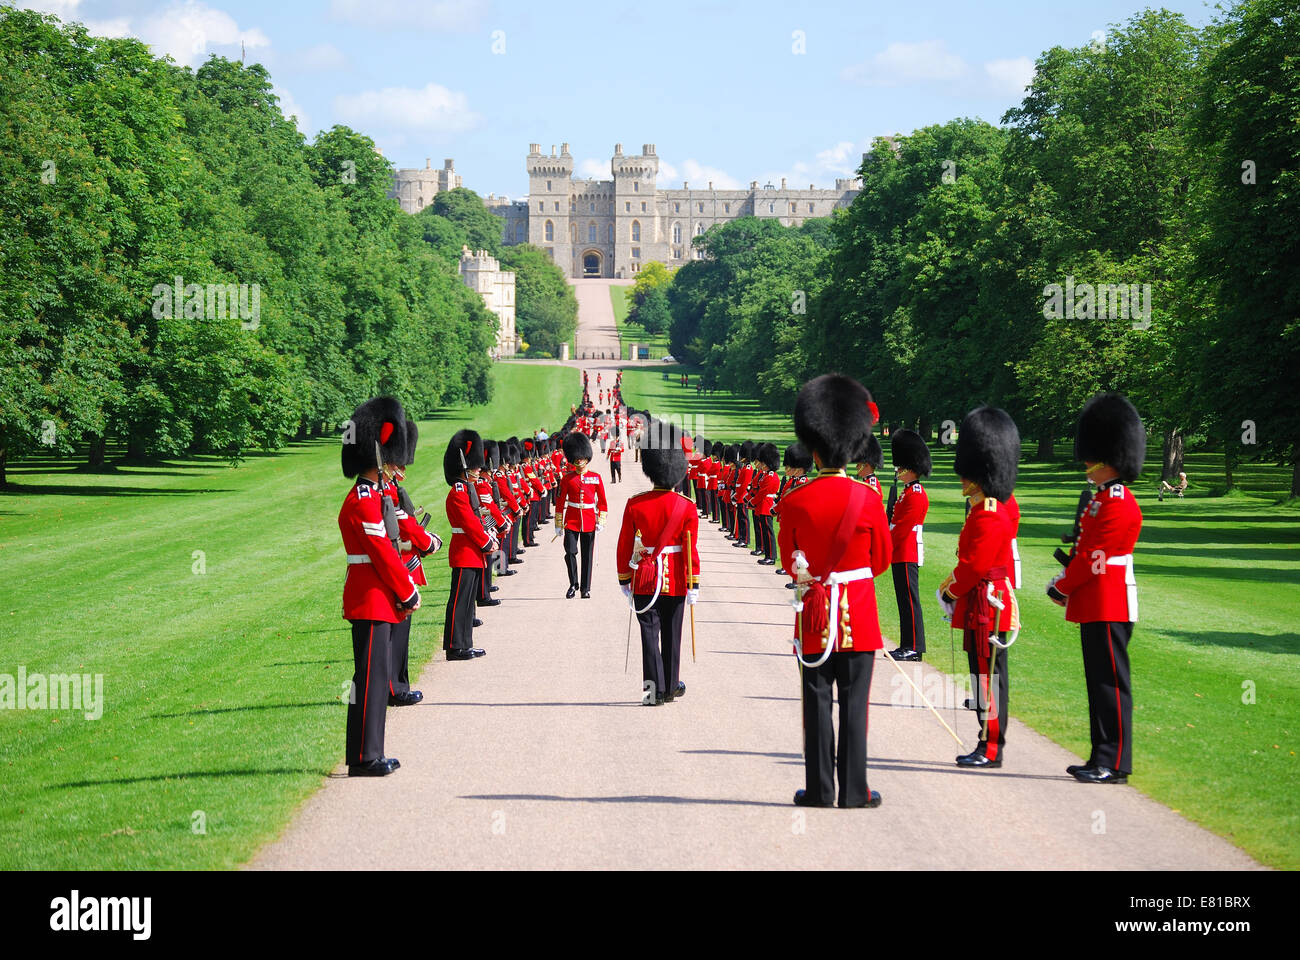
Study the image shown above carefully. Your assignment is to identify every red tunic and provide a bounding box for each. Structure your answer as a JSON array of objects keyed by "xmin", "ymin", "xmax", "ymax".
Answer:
[
  {"xmin": 474, "ymin": 476, "xmax": 507, "ymax": 536},
  {"xmin": 941, "ymin": 497, "xmax": 1018, "ymax": 643},
  {"xmin": 777, "ymin": 472, "xmax": 892, "ymax": 654},
  {"xmin": 616, "ymin": 489, "xmax": 701, "ymax": 596},
  {"xmin": 339, "ymin": 478, "xmax": 418, "ymax": 622},
  {"xmin": 385, "ymin": 480, "xmax": 436, "ymax": 587},
  {"xmin": 753, "ymin": 470, "xmax": 780, "ymax": 516},
  {"xmin": 561, "ymin": 468, "xmax": 609, "ymax": 532},
  {"xmin": 1056, "ymin": 481, "xmax": 1142, "ymax": 623},
  {"xmin": 889, "ymin": 481, "xmax": 929, "ymax": 566},
  {"xmin": 445, "ymin": 480, "xmax": 492, "ymax": 569},
  {"xmin": 1000, "ymin": 493, "xmax": 1022, "ymax": 589}
]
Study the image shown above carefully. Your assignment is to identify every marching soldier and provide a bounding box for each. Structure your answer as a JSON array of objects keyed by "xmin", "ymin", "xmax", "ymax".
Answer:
[
  {"xmin": 386, "ymin": 421, "xmax": 443, "ymax": 705},
  {"xmin": 339, "ymin": 396, "xmax": 420, "ymax": 776},
  {"xmin": 937, "ymin": 407, "xmax": 1021, "ymax": 769},
  {"xmin": 1047, "ymin": 392, "xmax": 1145, "ymax": 784},
  {"xmin": 779, "ymin": 375, "xmax": 891, "ymax": 808},
  {"xmin": 443, "ymin": 430, "xmax": 494, "ymax": 661},
  {"xmin": 608, "ymin": 426, "xmax": 625, "ymax": 483},
  {"xmin": 617, "ymin": 431, "xmax": 700, "ymax": 706},
  {"xmin": 886, "ymin": 429, "xmax": 931, "ymax": 663},
  {"xmin": 558, "ymin": 431, "xmax": 609, "ymax": 599}
]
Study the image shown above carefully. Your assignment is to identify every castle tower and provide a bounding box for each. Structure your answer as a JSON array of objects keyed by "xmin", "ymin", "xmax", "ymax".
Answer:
[
  {"xmin": 611, "ymin": 143, "xmax": 661, "ymax": 276},
  {"xmin": 390, "ymin": 157, "xmax": 462, "ymax": 214},
  {"xmin": 526, "ymin": 143, "xmax": 574, "ymax": 269}
]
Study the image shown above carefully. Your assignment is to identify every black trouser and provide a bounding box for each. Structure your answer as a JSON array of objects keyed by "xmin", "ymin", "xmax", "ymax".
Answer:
[
  {"xmin": 479, "ymin": 545, "xmax": 494, "ymax": 599},
  {"xmin": 444, "ymin": 566, "xmax": 481, "ymax": 652},
  {"xmin": 523, "ymin": 501, "xmax": 538, "ymax": 545},
  {"xmin": 564, "ymin": 528, "xmax": 595, "ymax": 592},
  {"xmin": 389, "ymin": 614, "xmax": 412, "ymax": 695},
  {"xmin": 693, "ymin": 481, "xmax": 704, "ymax": 511},
  {"xmin": 721, "ymin": 499, "xmax": 731, "ymax": 530},
  {"xmin": 610, "ymin": 459, "xmax": 621, "ymax": 483},
  {"xmin": 637, "ymin": 593, "xmax": 685, "ymax": 699},
  {"xmin": 347, "ymin": 619, "xmax": 392, "ymax": 764},
  {"xmin": 508, "ymin": 514, "xmax": 521, "ymax": 561},
  {"xmin": 1080, "ymin": 620, "xmax": 1134, "ymax": 774},
  {"xmin": 734, "ymin": 506, "xmax": 749, "ymax": 546},
  {"xmin": 891, "ymin": 562, "xmax": 926, "ymax": 653},
  {"xmin": 709, "ymin": 490, "xmax": 719, "ymax": 522},
  {"xmin": 800, "ymin": 651, "xmax": 875, "ymax": 807},
  {"xmin": 754, "ymin": 513, "xmax": 775, "ymax": 559},
  {"xmin": 965, "ymin": 632, "xmax": 1009, "ymax": 759}
]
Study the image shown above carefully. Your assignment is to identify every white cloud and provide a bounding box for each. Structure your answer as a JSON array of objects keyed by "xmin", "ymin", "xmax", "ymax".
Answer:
[
  {"xmin": 273, "ymin": 85, "xmax": 311, "ymax": 134},
  {"xmin": 842, "ymin": 40, "xmax": 1037, "ymax": 99},
  {"xmin": 132, "ymin": 1, "xmax": 269, "ymax": 67},
  {"xmin": 577, "ymin": 158, "xmax": 608, "ymax": 179},
  {"xmin": 18, "ymin": 0, "xmax": 134, "ymax": 38},
  {"xmin": 329, "ymin": 0, "xmax": 488, "ymax": 31},
  {"xmin": 334, "ymin": 83, "xmax": 481, "ymax": 138},
  {"xmin": 19, "ymin": 0, "xmax": 83, "ymax": 16},
  {"xmin": 286, "ymin": 42, "xmax": 349, "ymax": 72},
  {"xmin": 983, "ymin": 56, "xmax": 1036, "ymax": 96},
  {"xmin": 657, "ymin": 158, "xmax": 742, "ymax": 190}
]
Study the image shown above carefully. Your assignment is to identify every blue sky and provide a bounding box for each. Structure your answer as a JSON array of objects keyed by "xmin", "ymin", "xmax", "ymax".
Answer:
[{"xmin": 18, "ymin": 0, "xmax": 1220, "ymax": 198}]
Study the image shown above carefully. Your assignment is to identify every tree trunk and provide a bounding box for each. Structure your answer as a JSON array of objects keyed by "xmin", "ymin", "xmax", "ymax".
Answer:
[
  {"xmin": 0, "ymin": 446, "xmax": 6, "ymax": 488},
  {"xmin": 1036, "ymin": 433, "xmax": 1053, "ymax": 459},
  {"xmin": 1224, "ymin": 447, "xmax": 1235, "ymax": 492},
  {"xmin": 1292, "ymin": 454, "xmax": 1299, "ymax": 498},
  {"xmin": 918, "ymin": 416, "xmax": 931, "ymax": 441},
  {"xmin": 126, "ymin": 429, "xmax": 146, "ymax": 461},
  {"xmin": 1160, "ymin": 428, "xmax": 1185, "ymax": 481},
  {"xmin": 88, "ymin": 435, "xmax": 107, "ymax": 468}
]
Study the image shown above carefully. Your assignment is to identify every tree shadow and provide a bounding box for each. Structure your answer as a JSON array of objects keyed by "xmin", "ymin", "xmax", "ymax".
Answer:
[
  {"xmin": 459, "ymin": 792, "xmax": 792, "ymax": 808},
  {"xmin": 149, "ymin": 701, "xmax": 339, "ymax": 718},
  {"xmin": 681, "ymin": 749, "xmax": 802, "ymax": 759},
  {"xmin": 56, "ymin": 767, "xmax": 321, "ymax": 788},
  {"xmin": 433, "ymin": 701, "xmax": 640, "ymax": 708},
  {"xmin": 1142, "ymin": 564, "xmax": 1300, "ymax": 585},
  {"xmin": 0, "ymin": 484, "xmax": 234, "ymax": 498},
  {"xmin": 1158, "ymin": 629, "xmax": 1299, "ymax": 656}
]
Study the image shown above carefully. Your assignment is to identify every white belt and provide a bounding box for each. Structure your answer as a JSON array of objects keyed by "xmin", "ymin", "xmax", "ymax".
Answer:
[
  {"xmin": 820, "ymin": 567, "xmax": 874, "ymax": 654},
  {"xmin": 450, "ymin": 527, "xmax": 466, "ymax": 534},
  {"xmin": 346, "ymin": 554, "xmax": 371, "ymax": 564},
  {"xmin": 1105, "ymin": 553, "xmax": 1134, "ymax": 565},
  {"xmin": 565, "ymin": 501, "xmax": 596, "ymax": 509},
  {"xmin": 1106, "ymin": 553, "xmax": 1138, "ymax": 622},
  {"xmin": 1011, "ymin": 536, "xmax": 1022, "ymax": 588}
]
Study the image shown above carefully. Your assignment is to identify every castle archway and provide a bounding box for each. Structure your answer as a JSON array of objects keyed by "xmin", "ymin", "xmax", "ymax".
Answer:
[{"xmin": 581, "ymin": 249, "xmax": 604, "ymax": 277}]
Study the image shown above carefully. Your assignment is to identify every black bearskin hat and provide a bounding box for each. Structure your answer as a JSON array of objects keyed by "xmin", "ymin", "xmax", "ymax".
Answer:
[
  {"xmin": 701, "ymin": 438, "xmax": 713, "ymax": 457},
  {"xmin": 739, "ymin": 440, "xmax": 755, "ymax": 462},
  {"xmin": 521, "ymin": 437, "xmax": 536, "ymax": 460},
  {"xmin": 1075, "ymin": 392, "xmax": 1146, "ymax": 482},
  {"xmin": 758, "ymin": 442, "xmax": 780, "ymax": 471},
  {"xmin": 403, "ymin": 420, "xmax": 419, "ymax": 466},
  {"xmin": 793, "ymin": 374, "xmax": 876, "ymax": 469},
  {"xmin": 784, "ymin": 442, "xmax": 814, "ymax": 471},
  {"xmin": 855, "ymin": 433, "xmax": 884, "ymax": 471},
  {"xmin": 891, "ymin": 429, "xmax": 931, "ymax": 477},
  {"xmin": 563, "ymin": 431, "xmax": 594, "ymax": 464},
  {"xmin": 642, "ymin": 443, "xmax": 689, "ymax": 489},
  {"xmin": 953, "ymin": 407, "xmax": 1020, "ymax": 502},
  {"xmin": 342, "ymin": 396, "xmax": 408, "ymax": 478},
  {"xmin": 444, "ymin": 429, "xmax": 485, "ymax": 485},
  {"xmin": 484, "ymin": 439, "xmax": 501, "ymax": 471}
]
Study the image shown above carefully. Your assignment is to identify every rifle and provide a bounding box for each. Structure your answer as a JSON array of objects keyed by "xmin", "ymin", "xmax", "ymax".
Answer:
[{"xmin": 1054, "ymin": 486, "xmax": 1094, "ymax": 567}]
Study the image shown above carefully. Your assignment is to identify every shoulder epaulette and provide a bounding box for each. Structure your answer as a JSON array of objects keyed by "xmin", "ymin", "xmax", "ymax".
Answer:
[{"xmin": 983, "ymin": 498, "xmax": 998, "ymax": 512}]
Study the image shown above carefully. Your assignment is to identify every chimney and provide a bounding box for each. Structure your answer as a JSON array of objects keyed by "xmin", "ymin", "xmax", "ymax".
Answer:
[
  {"xmin": 809, "ymin": 183, "xmax": 815, "ymax": 190},
  {"xmin": 708, "ymin": 181, "xmax": 713, "ymax": 190},
  {"xmin": 561, "ymin": 142, "xmax": 569, "ymax": 155},
  {"xmin": 781, "ymin": 177, "xmax": 787, "ymax": 189},
  {"xmin": 614, "ymin": 143, "xmax": 623, "ymax": 155},
  {"xmin": 426, "ymin": 158, "xmax": 431, "ymax": 169},
  {"xmin": 551, "ymin": 144, "xmax": 556, "ymax": 156},
  {"xmin": 445, "ymin": 158, "xmax": 454, "ymax": 169},
  {"xmin": 683, "ymin": 181, "xmax": 688, "ymax": 190},
  {"xmin": 530, "ymin": 143, "xmax": 541, "ymax": 154},
  {"xmin": 750, "ymin": 180, "xmax": 758, "ymax": 190}
]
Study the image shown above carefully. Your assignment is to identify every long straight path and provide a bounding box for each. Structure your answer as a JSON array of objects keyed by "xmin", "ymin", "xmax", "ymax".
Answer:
[{"xmin": 250, "ymin": 287, "xmax": 1260, "ymax": 870}]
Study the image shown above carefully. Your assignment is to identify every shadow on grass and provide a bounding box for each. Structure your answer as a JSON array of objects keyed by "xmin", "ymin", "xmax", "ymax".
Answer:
[
  {"xmin": 1142, "ymin": 564, "xmax": 1300, "ymax": 585},
  {"xmin": 0, "ymin": 484, "xmax": 235, "ymax": 498},
  {"xmin": 1158, "ymin": 630, "xmax": 1300, "ymax": 656},
  {"xmin": 57, "ymin": 767, "xmax": 322, "ymax": 787},
  {"xmin": 149, "ymin": 701, "xmax": 339, "ymax": 718}
]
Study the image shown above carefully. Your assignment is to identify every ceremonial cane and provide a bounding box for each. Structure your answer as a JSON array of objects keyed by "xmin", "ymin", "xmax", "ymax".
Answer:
[
  {"xmin": 686, "ymin": 529, "xmax": 696, "ymax": 663},
  {"xmin": 624, "ymin": 605, "xmax": 632, "ymax": 673},
  {"xmin": 877, "ymin": 641, "xmax": 966, "ymax": 748}
]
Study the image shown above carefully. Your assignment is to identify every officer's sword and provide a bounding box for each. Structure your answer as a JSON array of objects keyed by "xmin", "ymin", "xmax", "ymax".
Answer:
[
  {"xmin": 877, "ymin": 640, "xmax": 965, "ymax": 748},
  {"xmin": 686, "ymin": 528, "xmax": 696, "ymax": 663}
]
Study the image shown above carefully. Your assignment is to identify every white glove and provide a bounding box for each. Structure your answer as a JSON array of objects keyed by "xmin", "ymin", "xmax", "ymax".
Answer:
[
  {"xmin": 595, "ymin": 523, "xmax": 604, "ymax": 532},
  {"xmin": 621, "ymin": 584, "xmax": 632, "ymax": 602},
  {"xmin": 686, "ymin": 589, "xmax": 700, "ymax": 606},
  {"xmin": 936, "ymin": 588, "xmax": 955, "ymax": 622}
]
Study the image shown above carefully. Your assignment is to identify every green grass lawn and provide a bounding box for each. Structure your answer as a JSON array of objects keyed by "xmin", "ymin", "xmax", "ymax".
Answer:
[
  {"xmin": 611, "ymin": 285, "xmax": 671, "ymax": 361},
  {"xmin": 620, "ymin": 365, "xmax": 1300, "ymax": 869},
  {"xmin": 0, "ymin": 362, "xmax": 576, "ymax": 869}
]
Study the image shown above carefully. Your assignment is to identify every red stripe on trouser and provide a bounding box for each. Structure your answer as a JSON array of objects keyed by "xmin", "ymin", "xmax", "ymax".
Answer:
[
  {"xmin": 1107, "ymin": 623, "xmax": 1122, "ymax": 768},
  {"xmin": 449, "ymin": 568, "xmax": 459, "ymax": 644},
  {"xmin": 359, "ymin": 624, "xmax": 373, "ymax": 763},
  {"xmin": 905, "ymin": 570, "xmax": 916, "ymax": 648}
]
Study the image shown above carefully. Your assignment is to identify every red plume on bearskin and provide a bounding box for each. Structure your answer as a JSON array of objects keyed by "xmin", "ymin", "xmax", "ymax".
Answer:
[
  {"xmin": 444, "ymin": 429, "xmax": 484, "ymax": 485},
  {"xmin": 342, "ymin": 396, "xmax": 408, "ymax": 479}
]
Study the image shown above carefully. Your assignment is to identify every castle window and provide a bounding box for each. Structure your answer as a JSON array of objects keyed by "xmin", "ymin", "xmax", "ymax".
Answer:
[
  {"xmin": 808, "ymin": 203, "xmax": 815, "ymax": 213},
  {"xmin": 724, "ymin": 203, "xmax": 731, "ymax": 213},
  {"xmin": 673, "ymin": 247, "xmax": 681, "ymax": 259},
  {"xmin": 625, "ymin": 202, "xmax": 631, "ymax": 212},
  {"xmin": 631, "ymin": 220, "xmax": 641, "ymax": 242},
  {"xmin": 418, "ymin": 197, "xmax": 424, "ymax": 209},
  {"xmin": 769, "ymin": 202, "xmax": 774, "ymax": 213},
  {"xmin": 554, "ymin": 202, "xmax": 560, "ymax": 212},
  {"xmin": 632, "ymin": 247, "xmax": 641, "ymax": 259},
  {"xmin": 674, "ymin": 202, "xmax": 680, "ymax": 213},
  {"xmin": 589, "ymin": 202, "xmax": 595, "ymax": 213},
  {"xmin": 570, "ymin": 222, "xmax": 577, "ymax": 242},
  {"xmin": 545, "ymin": 220, "xmax": 554, "ymax": 241},
  {"xmin": 694, "ymin": 223, "xmax": 704, "ymax": 237},
  {"xmin": 515, "ymin": 223, "xmax": 525, "ymax": 242},
  {"xmin": 538, "ymin": 202, "xmax": 544, "ymax": 212},
  {"xmin": 698, "ymin": 202, "xmax": 704, "ymax": 213},
  {"xmin": 547, "ymin": 180, "xmax": 552, "ymax": 191},
  {"xmin": 790, "ymin": 203, "xmax": 797, "ymax": 213},
  {"xmin": 607, "ymin": 224, "xmax": 614, "ymax": 243},
  {"xmin": 634, "ymin": 182, "xmax": 639, "ymax": 193},
  {"xmin": 672, "ymin": 223, "xmax": 681, "ymax": 243},
  {"xmin": 609, "ymin": 203, "xmax": 615, "ymax": 214},
  {"xmin": 588, "ymin": 222, "xmax": 596, "ymax": 243},
  {"xmin": 641, "ymin": 201, "xmax": 647, "ymax": 212}
]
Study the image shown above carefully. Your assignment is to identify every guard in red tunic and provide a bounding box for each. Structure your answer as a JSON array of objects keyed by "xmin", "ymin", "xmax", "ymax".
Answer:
[
  {"xmin": 938, "ymin": 407, "xmax": 1021, "ymax": 769},
  {"xmin": 385, "ymin": 421, "xmax": 442, "ymax": 706},
  {"xmin": 1048, "ymin": 392, "xmax": 1145, "ymax": 784},
  {"xmin": 886, "ymin": 429, "xmax": 931, "ymax": 663},
  {"xmin": 731, "ymin": 441, "xmax": 755, "ymax": 548},
  {"xmin": 339, "ymin": 396, "xmax": 420, "ymax": 776},
  {"xmin": 608, "ymin": 427, "xmax": 625, "ymax": 483},
  {"xmin": 779, "ymin": 375, "xmax": 891, "ymax": 809},
  {"xmin": 775, "ymin": 442, "xmax": 813, "ymax": 583},
  {"xmin": 752, "ymin": 443, "xmax": 781, "ymax": 565},
  {"xmin": 558, "ymin": 431, "xmax": 608, "ymax": 599},
  {"xmin": 474, "ymin": 440, "xmax": 507, "ymax": 610},
  {"xmin": 443, "ymin": 430, "xmax": 494, "ymax": 661},
  {"xmin": 617, "ymin": 433, "xmax": 700, "ymax": 706},
  {"xmin": 492, "ymin": 441, "xmax": 521, "ymax": 573},
  {"xmin": 855, "ymin": 433, "xmax": 885, "ymax": 501}
]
